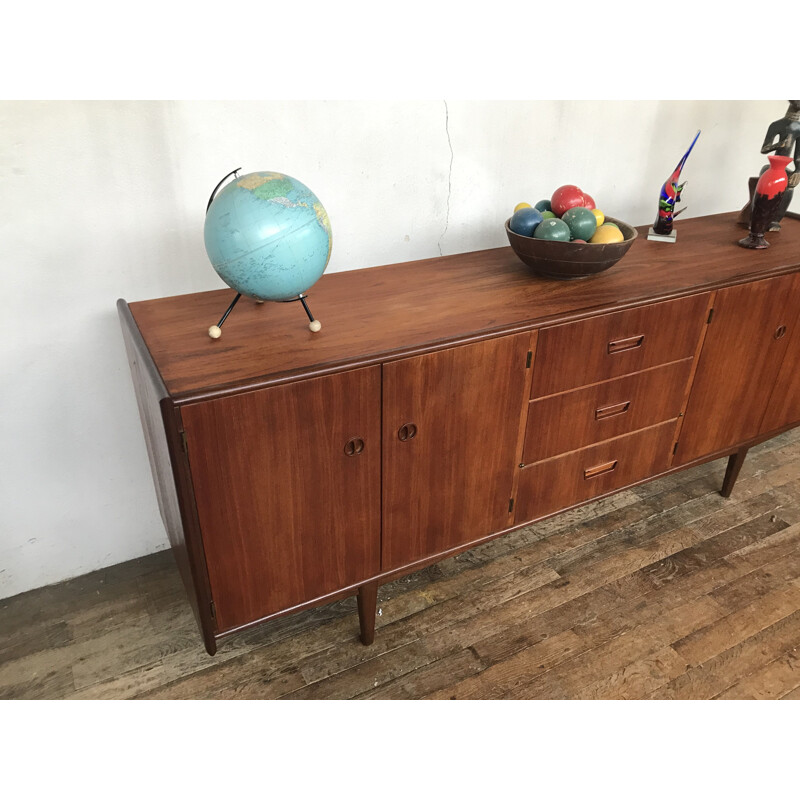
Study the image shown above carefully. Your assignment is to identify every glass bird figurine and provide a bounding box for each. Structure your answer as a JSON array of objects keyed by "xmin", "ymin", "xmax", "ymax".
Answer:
[{"xmin": 648, "ymin": 130, "xmax": 701, "ymax": 242}]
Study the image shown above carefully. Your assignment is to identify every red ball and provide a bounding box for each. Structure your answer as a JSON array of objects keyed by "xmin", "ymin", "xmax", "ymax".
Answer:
[
  {"xmin": 582, "ymin": 193, "xmax": 596, "ymax": 210},
  {"xmin": 551, "ymin": 184, "xmax": 585, "ymax": 217}
]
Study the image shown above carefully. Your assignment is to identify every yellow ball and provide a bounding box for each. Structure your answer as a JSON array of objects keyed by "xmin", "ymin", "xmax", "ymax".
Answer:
[
  {"xmin": 591, "ymin": 208, "xmax": 605, "ymax": 227},
  {"xmin": 514, "ymin": 202, "xmax": 532, "ymax": 213},
  {"xmin": 589, "ymin": 224, "xmax": 625, "ymax": 244}
]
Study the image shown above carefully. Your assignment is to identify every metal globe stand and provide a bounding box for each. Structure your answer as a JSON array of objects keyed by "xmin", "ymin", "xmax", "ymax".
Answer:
[{"xmin": 207, "ymin": 291, "xmax": 320, "ymax": 339}]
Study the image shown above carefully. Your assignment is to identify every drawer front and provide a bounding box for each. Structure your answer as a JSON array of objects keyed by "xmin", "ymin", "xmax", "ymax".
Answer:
[
  {"xmin": 523, "ymin": 359, "xmax": 692, "ymax": 464},
  {"xmin": 531, "ymin": 292, "xmax": 710, "ymax": 398},
  {"xmin": 515, "ymin": 422, "xmax": 675, "ymax": 524}
]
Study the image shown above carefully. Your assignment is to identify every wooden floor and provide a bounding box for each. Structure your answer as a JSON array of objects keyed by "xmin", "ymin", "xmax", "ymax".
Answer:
[{"xmin": 3, "ymin": 429, "xmax": 800, "ymax": 700}]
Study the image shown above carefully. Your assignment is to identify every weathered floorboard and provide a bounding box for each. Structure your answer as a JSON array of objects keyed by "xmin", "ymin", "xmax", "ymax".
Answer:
[{"xmin": 0, "ymin": 429, "xmax": 798, "ymax": 700}]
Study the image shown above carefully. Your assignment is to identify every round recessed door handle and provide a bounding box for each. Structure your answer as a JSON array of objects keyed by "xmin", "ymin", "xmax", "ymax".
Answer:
[
  {"xmin": 397, "ymin": 423, "xmax": 418, "ymax": 442},
  {"xmin": 774, "ymin": 325, "xmax": 787, "ymax": 340},
  {"xmin": 343, "ymin": 438, "xmax": 365, "ymax": 456}
]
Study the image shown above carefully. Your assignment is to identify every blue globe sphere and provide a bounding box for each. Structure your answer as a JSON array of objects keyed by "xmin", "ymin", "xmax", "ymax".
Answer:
[{"xmin": 204, "ymin": 171, "xmax": 332, "ymax": 302}]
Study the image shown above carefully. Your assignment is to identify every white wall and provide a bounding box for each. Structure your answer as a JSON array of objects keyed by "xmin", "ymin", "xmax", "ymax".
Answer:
[{"xmin": 0, "ymin": 100, "xmax": 790, "ymax": 599}]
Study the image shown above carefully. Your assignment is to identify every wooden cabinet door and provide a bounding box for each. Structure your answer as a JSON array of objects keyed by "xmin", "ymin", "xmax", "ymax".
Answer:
[
  {"xmin": 382, "ymin": 333, "xmax": 531, "ymax": 571},
  {"xmin": 180, "ymin": 367, "xmax": 381, "ymax": 633},
  {"xmin": 760, "ymin": 278, "xmax": 800, "ymax": 434},
  {"xmin": 674, "ymin": 274, "xmax": 799, "ymax": 466}
]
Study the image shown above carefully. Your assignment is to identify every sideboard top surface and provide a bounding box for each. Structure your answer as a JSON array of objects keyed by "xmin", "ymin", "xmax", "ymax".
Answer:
[{"xmin": 126, "ymin": 212, "xmax": 800, "ymax": 400}]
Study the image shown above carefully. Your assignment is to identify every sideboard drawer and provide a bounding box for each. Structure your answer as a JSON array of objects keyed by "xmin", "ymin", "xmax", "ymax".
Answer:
[
  {"xmin": 531, "ymin": 292, "xmax": 710, "ymax": 398},
  {"xmin": 515, "ymin": 421, "xmax": 675, "ymax": 523},
  {"xmin": 523, "ymin": 359, "xmax": 692, "ymax": 464}
]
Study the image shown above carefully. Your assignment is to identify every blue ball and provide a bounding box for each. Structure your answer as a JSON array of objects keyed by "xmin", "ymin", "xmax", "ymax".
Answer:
[
  {"xmin": 534, "ymin": 199, "xmax": 552, "ymax": 213},
  {"xmin": 509, "ymin": 207, "xmax": 544, "ymax": 237}
]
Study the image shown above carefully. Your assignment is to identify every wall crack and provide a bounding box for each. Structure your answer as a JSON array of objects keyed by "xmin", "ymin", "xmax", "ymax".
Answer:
[{"xmin": 438, "ymin": 100, "xmax": 454, "ymax": 256}]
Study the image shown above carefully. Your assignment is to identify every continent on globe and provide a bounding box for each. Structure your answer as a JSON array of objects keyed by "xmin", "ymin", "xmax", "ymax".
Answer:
[
  {"xmin": 236, "ymin": 172, "xmax": 295, "ymax": 198},
  {"xmin": 203, "ymin": 169, "xmax": 332, "ymax": 337}
]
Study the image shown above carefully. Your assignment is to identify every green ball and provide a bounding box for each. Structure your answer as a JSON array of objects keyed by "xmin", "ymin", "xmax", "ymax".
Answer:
[
  {"xmin": 561, "ymin": 207, "xmax": 598, "ymax": 241},
  {"xmin": 533, "ymin": 218, "xmax": 571, "ymax": 241},
  {"xmin": 540, "ymin": 210, "xmax": 557, "ymax": 219}
]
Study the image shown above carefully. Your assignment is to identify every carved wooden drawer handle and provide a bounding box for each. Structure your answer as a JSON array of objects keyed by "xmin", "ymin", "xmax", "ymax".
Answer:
[
  {"xmin": 584, "ymin": 459, "xmax": 618, "ymax": 480},
  {"xmin": 595, "ymin": 400, "xmax": 631, "ymax": 420},
  {"xmin": 774, "ymin": 325, "xmax": 787, "ymax": 340},
  {"xmin": 398, "ymin": 423, "xmax": 418, "ymax": 442},
  {"xmin": 607, "ymin": 334, "xmax": 645, "ymax": 354},
  {"xmin": 344, "ymin": 438, "xmax": 365, "ymax": 456}
]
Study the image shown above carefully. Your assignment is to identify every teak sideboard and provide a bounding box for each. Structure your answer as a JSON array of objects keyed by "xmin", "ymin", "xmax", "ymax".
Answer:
[{"xmin": 118, "ymin": 212, "xmax": 800, "ymax": 655}]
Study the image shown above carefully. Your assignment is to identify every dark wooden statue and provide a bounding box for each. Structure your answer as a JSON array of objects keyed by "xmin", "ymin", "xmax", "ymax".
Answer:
[{"xmin": 738, "ymin": 100, "xmax": 800, "ymax": 230}]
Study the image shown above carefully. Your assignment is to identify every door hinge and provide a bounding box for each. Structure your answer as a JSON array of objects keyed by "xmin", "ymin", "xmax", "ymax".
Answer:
[
  {"xmin": 673, "ymin": 441, "xmax": 679, "ymax": 455},
  {"xmin": 707, "ymin": 308, "xmax": 714, "ymax": 324},
  {"xmin": 526, "ymin": 351, "xmax": 533, "ymax": 369},
  {"xmin": 508, "ymin": 497, "xmax": 515, "ymax": 513},
  {"xmin": 180, "ymin": 430, "xmax": 189, "ymax": 454},
  {"xmin": 209, "ymin": 600, "xmax": 216, "ymax": 619}
]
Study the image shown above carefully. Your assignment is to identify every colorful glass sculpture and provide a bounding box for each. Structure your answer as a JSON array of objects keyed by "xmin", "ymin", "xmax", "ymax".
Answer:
[{"xmin": 652, "ymin": 130, "xmax": 701, "ymax": 236}]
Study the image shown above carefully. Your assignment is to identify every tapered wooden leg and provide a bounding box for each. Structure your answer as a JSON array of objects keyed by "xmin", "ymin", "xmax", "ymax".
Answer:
[
  {"xmin": 721, "ymin": 447, "xmax": 749, "ymax": 497},
  {"xmin": 357, "ymin": 582, "xmax": 378, "ymax": 646}
]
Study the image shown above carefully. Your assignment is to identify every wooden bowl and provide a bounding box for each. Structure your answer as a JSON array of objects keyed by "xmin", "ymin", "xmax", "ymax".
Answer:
[{"xmin": 505, "ymin": 216, "xmax": 638, "ymax": 280}]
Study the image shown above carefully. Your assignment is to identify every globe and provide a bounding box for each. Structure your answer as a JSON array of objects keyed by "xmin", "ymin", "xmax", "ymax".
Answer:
[{"xmin": 204, "ymin": 171, "xmax": 332, "ymax": 303}]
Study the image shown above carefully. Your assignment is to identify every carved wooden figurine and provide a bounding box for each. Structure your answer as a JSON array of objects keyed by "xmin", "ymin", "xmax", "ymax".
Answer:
[{"xmin": 738, "ymin": 100, "xmax": 800, "ymax": 231}]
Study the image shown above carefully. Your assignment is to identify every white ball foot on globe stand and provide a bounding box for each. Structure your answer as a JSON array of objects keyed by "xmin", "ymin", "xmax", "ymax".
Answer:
[
  {"xmin": 298, "ymin": 293, "xmax": 322, "ymax": 334},
  {"xmin": 207, "ymin": 292, "xmax": 242, "ymax": 339}
]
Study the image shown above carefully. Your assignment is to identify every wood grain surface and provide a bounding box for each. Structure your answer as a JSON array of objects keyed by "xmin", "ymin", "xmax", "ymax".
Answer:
[
  {"xmin": 2, "ymin": 428, "xmax": 798, "ymax": 699},
  {"xmin": 381, "ymin": 333, "xmax": 531, "ymax": 570},
  {"xmin": 115, "ymin": 211, "xmax": 800, "ymax": 664},
  {"xmin": 523, "ymin": 359, "xmax": 693, "ymax": 463},
  {"xmin": 516, "ymin": 421, "xmax": 676, "ymax": 523},
  {"xmin": 118, "ymin": 300, "xmax": 218, "ymax": 653},
  {"xmin": 530, "ymin": 293, "xmax": 709, "ymax": 398},
  {"xmin": 760, "ymin": 280, "xmax": 800, "ymax": 435},
  {"xmin": 180, "ymin": 367, "xmax": 382, "ymax": 633},
  {"xmin": 675, "ymin": 273, "xmax": 799, "ymax": 466},
  {"xmin": 126, "ymin": 213, "xmax": 800, "ymax": 400}
]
